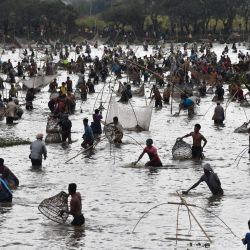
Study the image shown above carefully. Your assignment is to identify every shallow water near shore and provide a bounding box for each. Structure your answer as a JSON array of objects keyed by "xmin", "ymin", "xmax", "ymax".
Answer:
[{"xmin": 0, "ymin": 43, "xmax": 250, "ymax": 249}]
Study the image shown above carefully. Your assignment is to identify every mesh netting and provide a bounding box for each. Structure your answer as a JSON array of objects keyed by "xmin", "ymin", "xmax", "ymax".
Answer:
[
  {"xmin": 106, "ymin": 98, "xmax": 154, "ymax": 131},
  {"xmin": 172, "ymin": 138, "xmax": 192, "ymax": 160},
  {"xmin": 46, "ymin": 117, "xmax": 60, "ymax": 133},
  {"xmin": 104, "ymin": 124, "xmax": 115, "ymax": 143},
  {"xmin": 234, "ymin": 123, "xmax": 249, "ymax": 133},
  {"xmin": 38, "ymin": 191, "xmax": 69, "ymax": 224},
  {"xmin": 132, "ymin": 84, "xmax": 145, "ymax": 97},
  {"xmin": 23, "ymin": 75, "xmax": 57, "ymax": 89}
]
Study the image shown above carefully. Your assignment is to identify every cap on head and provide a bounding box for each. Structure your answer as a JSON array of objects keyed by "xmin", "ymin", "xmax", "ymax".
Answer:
[
  {"xmin": 146, "ymin": 138, "xmax": 153, "ymax": 145},
  {"xmin": 36, "ymin": 133, "xmax": 43, "ymax": 139}
]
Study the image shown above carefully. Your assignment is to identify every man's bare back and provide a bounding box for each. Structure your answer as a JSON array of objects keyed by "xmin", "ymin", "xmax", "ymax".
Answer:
[{"xmin": 70, "ymin": 192, "xmax": 82, "ymax": 217}]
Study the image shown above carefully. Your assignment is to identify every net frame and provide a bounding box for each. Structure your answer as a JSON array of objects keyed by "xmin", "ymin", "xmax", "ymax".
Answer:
[{"xmin": 38, "ymin": 191, "xmax": 69, "ymax": 224}]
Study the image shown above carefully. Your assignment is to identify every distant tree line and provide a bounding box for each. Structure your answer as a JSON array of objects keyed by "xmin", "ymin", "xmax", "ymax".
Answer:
[
  {"xmin": 0, "ymin": 0, "xmax": 250, "ymax": 41},
  {"xmin": 0, "ymin": 0, "xmax": 78, "ymax": 40}
]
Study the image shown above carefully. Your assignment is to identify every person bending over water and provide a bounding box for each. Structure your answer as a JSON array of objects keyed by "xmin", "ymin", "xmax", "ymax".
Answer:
[
  {"xmin": 135, "ymin": 139, "xmax": 162, "ymax": 167},
  {"xmin": 182, "ymin": 164, "xmax": 223, "ymax": 196},
  {"xmin": 181, "ymin": 123, "xmax": 207, "ymax": 160},
  {"xmin": 60, "ymin": 183, "xmax": 85, "ymax": 226}
]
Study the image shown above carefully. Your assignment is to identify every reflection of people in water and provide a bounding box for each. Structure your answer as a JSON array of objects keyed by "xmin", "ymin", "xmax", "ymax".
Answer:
[{"xmin": 182, "ymin": 164, "xmax": 223, "ymax": 196}]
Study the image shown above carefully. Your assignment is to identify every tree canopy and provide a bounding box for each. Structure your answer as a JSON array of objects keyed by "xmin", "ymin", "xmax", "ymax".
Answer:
[{"xmin": 0, "ymin": 0, "xmax": 250, "ymax": 40}]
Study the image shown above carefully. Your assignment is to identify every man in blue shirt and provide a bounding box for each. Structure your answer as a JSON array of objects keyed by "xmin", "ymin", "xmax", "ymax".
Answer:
[
  {"xmin": 177, "ymin": 94, "xmax": 194, "ymax": 115},
  {"xmin": 242, "ymin": 220, "xmax": 250, "ymax": 250},
  {"xmin": 81, "ymin": 118, "xmax": 94, "ymax": 149}
]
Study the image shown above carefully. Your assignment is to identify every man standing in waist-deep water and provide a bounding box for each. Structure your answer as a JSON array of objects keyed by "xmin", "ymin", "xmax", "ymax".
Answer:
[
  {"xmin": 181, "ymin": 123, "xmax": 207, "ymax": 160},
  {"xmin": 60, "ymin": 183, "xmax": 85, "ymax": 226}
]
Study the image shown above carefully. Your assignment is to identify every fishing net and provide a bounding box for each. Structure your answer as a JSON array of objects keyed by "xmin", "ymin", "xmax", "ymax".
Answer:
[
  {"xmin": 132, "ymin": 84, "xmax": 145, "ymax": 97},
  {"xmin": 38, "ymin": 191, "xmax": 69, "ymax": 224},
  {"xmin": 106, "ymin": 97, "xmax": 154, "ymax": 131},
  {"xmin": 240, "ymin": 100, "xmax": 250, "ymax": 107},
  {"xmin": 103, "ymin": 124, "xmax": 115, "ymax": 143},
  {"xmin": 234, "ymin": 123, "xmax": 249, "ymax": 133},
  {"xmin": 46, "ymin": 117, "xmax": 60, "ymax": 133},
  {"xmin": 45, "ymin": 133, "xmax": 62, "ymax": 144},
  {"xmin": 172, "ymin": 138, "xmax": 192, "ymax": 160},
  {"xmin": 22, "ymin": 74, "xmax": 57, "ymax": 89}
]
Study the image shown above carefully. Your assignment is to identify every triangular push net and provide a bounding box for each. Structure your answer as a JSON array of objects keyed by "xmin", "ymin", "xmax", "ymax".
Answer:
[
  {"xmin": 172, "ymin": 138, "xmax": 192, "ymax": 160},
  {"xmin": 38, "ymin": 191, "xmax": 69, "ymax": 224},
  {"xmin": 106, "ymin": 97, "xmax": 154, "ymax": 131}
]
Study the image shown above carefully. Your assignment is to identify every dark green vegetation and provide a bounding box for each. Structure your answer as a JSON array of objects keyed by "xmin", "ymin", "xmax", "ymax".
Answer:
[
  {"xmin": 0, "ymin": 0, "xmax": 250, "ymax": 40},
  {"xmin": 0, "ymin": 137, "xmax": 30, "ymax": 148}
]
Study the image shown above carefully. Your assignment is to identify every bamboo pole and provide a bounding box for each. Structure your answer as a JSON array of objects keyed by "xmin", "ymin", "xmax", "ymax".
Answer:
[
  {"xmin": 132, "ymin": 201, "xmax": 196, "ymax": 233},
  {"xmin": 176, "ymin": 204, "xmax": 181, "ymax": 245},
  {"xmin": 65, "ymin": 136, "xmax": 106, "ymax": 163},
  {"xmin": 176, "ymin": 191, "xmax": 212, "ymax": 243}
]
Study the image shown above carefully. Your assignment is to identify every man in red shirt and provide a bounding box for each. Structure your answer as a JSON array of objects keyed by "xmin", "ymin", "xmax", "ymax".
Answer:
[{"xmin": 135, "ymin": 139, "xmax": 162, "ymax": 167}]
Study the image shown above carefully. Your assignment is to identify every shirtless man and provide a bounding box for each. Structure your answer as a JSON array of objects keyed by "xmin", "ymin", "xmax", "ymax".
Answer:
[
  {"xmin": 61, "ymin": 183, "xmax": 85, "ymax": 226},
  {"xmin": 181, "ymin": 123, "xmax": 207, "ymax": 160}
]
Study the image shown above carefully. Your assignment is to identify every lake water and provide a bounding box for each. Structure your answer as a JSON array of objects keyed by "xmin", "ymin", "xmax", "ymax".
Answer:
[{"xmin": 0, "ymin": 43, "xmax": 250, "ymax": 250}]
